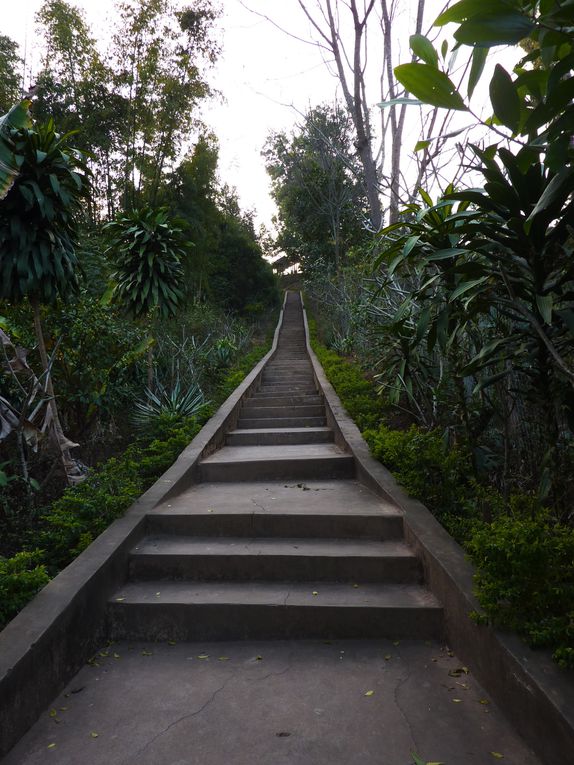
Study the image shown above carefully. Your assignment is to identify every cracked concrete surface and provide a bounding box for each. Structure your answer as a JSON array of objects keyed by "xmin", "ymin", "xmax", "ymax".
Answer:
[{"xmin": 2, "ymin": 640, "xmax": 542, "ymax": 765}]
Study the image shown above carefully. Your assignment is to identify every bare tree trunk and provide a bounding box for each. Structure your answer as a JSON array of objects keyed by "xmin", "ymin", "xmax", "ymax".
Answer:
[
  {"xmin": 31, "ymin": 299, "xmax": 82, "ymax": 485},
  {"xmin": 298, "ymin": 0, "xmax": 382, "ymax": 230},
  {"xmin": 382, "ymin": 0, "xmax": 426, "ymax": 223}
]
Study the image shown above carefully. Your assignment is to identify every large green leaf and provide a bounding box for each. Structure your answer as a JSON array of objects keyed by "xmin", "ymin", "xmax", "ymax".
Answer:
[
  {"xmin": 489, "ymin": 65, "xmax": 521, "ymax": 132},
  {"xmin": 435, "ymin": 0, "xmax": 518, "ymax": 25},
  {"xmin": 525, "ymin": 168, "xmax": 574, "ymax": 231},
  {"xmin": 394, "ymin": 64, "xmax": 467, "ymax": 111},
  {"xmin": 410, "ymin": 35, "xmax": 439, "ymax": 68},
  {"xmin": 0, "ymin": 100, "xmax": 32, "ymax": 200},
  {"xmin": 454, "ymin": 13, "xmax": 535, "ymax": 47},
  {"xmin": 468, "ymin": 47, "xmax": 488, "ymax": 99}
]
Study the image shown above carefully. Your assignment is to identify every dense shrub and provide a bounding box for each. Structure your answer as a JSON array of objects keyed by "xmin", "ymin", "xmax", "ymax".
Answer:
[
  {"xmin": 0, "ymin": 551, "xmax": 50, "ymax": 627},
  {"xmin": 363, "ymin": 424, "xmax": 470, "ymax": 517},
  {"xmin": 468, "ymin": 513, "xmax": 574, "ymax": 668},
  {"xmin": 309, "ymin": 319, "xmax": 383, "ymax": 430}
]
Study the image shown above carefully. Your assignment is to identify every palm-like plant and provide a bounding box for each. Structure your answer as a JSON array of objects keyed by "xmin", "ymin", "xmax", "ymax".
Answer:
[
  {"xmin": 0, "ymin": 101, "xmax": 89, "ymax": 485},
  {"xmin": 106, "ymin": 207, "xmax": 187, "ymax": 388},
  {"xmin": 106, "ymin": 207, "xmax": 186, "ymax": 319}
]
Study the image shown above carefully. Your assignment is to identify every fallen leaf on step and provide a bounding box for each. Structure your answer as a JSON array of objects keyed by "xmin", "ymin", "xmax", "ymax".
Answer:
[
  {"xmin": 384, "ymin": 655, "xmax": 392, "ymax": 661},
  {"xmin": 364, "ymin": 690, "xmax": 375, "ymax": 697},
  {"xmin": 393, "ymin": 641, "xmax": 400, "ymax": 646},
  {"xmin": 448, "ymin": 667, "xmax": 469, "ymax": 677},
  {"xmin": 49, "ymin": 709, "xmax": 58, "ymax": 718},
  {"xmin": 255, "ymin": 655, "xmax": 263, "ymax": 661},
  {"xmin": 115, "ymin": 597, "xmax": 125, "ymax": 602},
  {"xmin": 352, "ymin": 584, "xmax": 359, "ymax": 588},
  {"xmin": 113, "ymin": 653, "xmax": 121, "ymax": 659},
  {"xmin": 312, "ymin": 591, "xmax": 319, "ymax": 596},
  {"xmin": 197, "ymin": 654, "xmax": 209, "ymax": 660},
  {"xmin": 168, "ymin": 641, "xmax": 176, "ymax": 646},
  {"xmin": 479, "ymin": 698, "xmax": 490, "ymax": 705},
  {"xmin": 218, "ymin": 656, "xmax": 229, "ymax": 661},
  {"xmin": 141, "ymin": 650, "xmax": 153, "ymax": 656},
  {"xmin": 452, "ymin": 698, "xmax": 462, "ymax": 703},
  {"xmin": 90, "ymin": 732, "xmax": 99, "ymax": 738},
  {"xmin": 490, "ymin": 753, "xmax": 504, "ymax": 760},
  {"xmin": 47, "ymin": 743, "xmax": 56, "ymax": 749}
]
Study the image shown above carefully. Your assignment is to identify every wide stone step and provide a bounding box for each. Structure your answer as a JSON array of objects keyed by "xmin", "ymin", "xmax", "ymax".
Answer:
[
  {"xmin": 107, "ymin": 581, "xmax": 443, "ymax": 641},
  {"xmin": 147, "ymin": 512, "xmax": 404, "ymax": 541},
  {"xmin": 241, "ymin": 404, "xmax": 324, "ymax": 419},
  {"xmin": 128, "ymin": 536, "xmax": 421, "ymax": 583},
  {"xmin": 226, "ymin": 427, "xmax": 333, "ymax": 446},
  {"xmin": 248, "ymin": 394, "xmax": 322, "ymax": 406},
  {"xmin": 199, "ymin": 444, "xmax": 354, "ymax": 481},
  {"xmin": 237, "ymin": 416, "xmax": 327, "ymax": 429},
  {"xmin": 256, "ymin": 385, "xmax": 317, "ymax": 394}
]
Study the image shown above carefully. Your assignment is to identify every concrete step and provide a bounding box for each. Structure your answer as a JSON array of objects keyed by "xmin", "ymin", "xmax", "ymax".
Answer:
[
  {"xmin": 256, "ymin": 386, "xmax": 317, "ymax": 394},
  {"xmin": 237, "ymin": 416, "xmax": 327, "ymax": 429},
  {"xmin": 241, "ymin": 405, "xmax": 325, "ymax": 419},
  {"xmin": 129, "ymin": 536, "xmax": 421, "ymax": 583},
  {"xmin": 107, "ymin": 581, "xmax": 443, "ymax": 641},
  {"xmin": 248, "ymin": 394, "xmax": 322, "ymax": 406},
  {"xmin": 199, "ymin": 444, "xmax": 354, "ymax": 482},
  {"xmin": 147, "ymin": 513, "xmax": 404, "ymax": 541},
  {"xmin": 226, "ymin": 427, "xmax": 333, "ymax": 446}
]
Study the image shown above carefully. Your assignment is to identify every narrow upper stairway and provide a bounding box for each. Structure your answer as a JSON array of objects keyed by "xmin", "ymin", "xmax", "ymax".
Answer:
[{"xmin": 107, "ymin": 292, "xmax": 442, "ymax": 642}]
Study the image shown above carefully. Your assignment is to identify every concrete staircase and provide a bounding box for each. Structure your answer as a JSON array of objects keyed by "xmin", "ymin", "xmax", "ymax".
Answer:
[{"xmin": 107, "ymin": 292, "xmax": 443, "ymax": 641}]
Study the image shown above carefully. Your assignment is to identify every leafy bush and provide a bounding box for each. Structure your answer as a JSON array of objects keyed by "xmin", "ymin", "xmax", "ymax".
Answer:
[
  {"xmin": 0, "ymin": 551, "xmax": 49, "ymax": 626},
  {"xmin": 309, "ymin": 319, "xmax": 383, "ymax": 430},
  {"xmin": 468, "ymin": 513, "xmax": 574, "ymax": 668},
  {"xmin": 363, "ymin": 424, "xmax": 470, "ymax": 517}
]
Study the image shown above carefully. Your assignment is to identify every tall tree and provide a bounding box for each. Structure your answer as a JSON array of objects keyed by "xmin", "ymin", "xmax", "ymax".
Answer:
[
  {"xmin": 264, "ymin": 104, "xmax": 368, "ymax": 273},
  {"xmin": 112, "ymin": 0, "xmax": 219, "ymax": 209},
  {"xmin": 0, "ymin": 35, "xmax": 22, "ymax": 114}
]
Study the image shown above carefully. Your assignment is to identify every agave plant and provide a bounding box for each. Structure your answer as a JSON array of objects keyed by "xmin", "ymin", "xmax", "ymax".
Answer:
[{"xmin": 131, "ymin": 378, "xmax": 207, "ymax": 436}]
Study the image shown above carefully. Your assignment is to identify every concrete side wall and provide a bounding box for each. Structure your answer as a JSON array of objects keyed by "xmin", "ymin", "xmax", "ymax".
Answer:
[
  {"xmin": 301, "ymin": 296, "xmax": 574, "ymax": 765},
  {"xmin": 0, "ymin": 296, "xmax": 287, "ymax": 758}
]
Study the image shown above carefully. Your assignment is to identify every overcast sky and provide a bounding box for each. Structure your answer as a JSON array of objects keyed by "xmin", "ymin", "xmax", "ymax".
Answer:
[{"xmin": 1, "ymin": 1, "xmax": 515, "ymax": 229}]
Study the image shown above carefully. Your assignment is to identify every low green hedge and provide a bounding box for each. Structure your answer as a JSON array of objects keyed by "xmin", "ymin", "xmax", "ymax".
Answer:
[
  {"xmin": 308, "ymin": 312, "xmax": 574, "ymax": 668},
  {"xmin": 0, "ymin": 336, "xmax": 273, "ymax": 630}
]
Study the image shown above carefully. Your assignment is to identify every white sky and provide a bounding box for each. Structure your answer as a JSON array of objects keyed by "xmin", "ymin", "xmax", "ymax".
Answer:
[{"xmin": 1, "ymin": 1, "xmax": 517, "ymax": 229}]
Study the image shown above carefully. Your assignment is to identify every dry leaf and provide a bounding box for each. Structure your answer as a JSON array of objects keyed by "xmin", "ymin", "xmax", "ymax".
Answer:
[
  {"xmin": 393, "ymin": 641, "xmax": 400, "ymax": 646},
  {"xmin": 384, "ymin": 654, "xmax": 392, "ymax": 661},
  {"xmin": 490, "ymin": 753, "xmax": 504, "ymax": 760},
  {"xmin": 364, "ymin": 690, "xmax": 375, "ymax": 697},
  {"xmin": 90, "ymin": 732, "xmax": 99, "ymax": 738},
  {"xmin": 47, "ymin": 743, "xmax": 56, "ymax": 749},
  {"xmin": 479, "ymin": 698, "xmax": 490, "ymax": 705},
  {"xmin": 115, "ymin": 597, "xmax": 125, "ymax": 602},
  {"xmin": 197, "ymin": 654, "xmax": 209, "ymax": 659},
  {"xmin": 255, "ymin": 655, "xmax": 263, "ymax": 661},
  {"xmin": 218, "ymin": 656, "xmax": 229, "ymax": 661},
  {"xmin": 141, "ymin": 650, "xmax": 153, "ymax": 656},
  {"xmin": 312, "ymin": 591, "xmax": 319, "ymax": 596},
  {"xmin": 452, "ymin": 698, "xmax": 462, "ymax": 703}
]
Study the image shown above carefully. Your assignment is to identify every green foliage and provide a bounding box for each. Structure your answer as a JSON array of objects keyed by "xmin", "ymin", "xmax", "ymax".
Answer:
[
  {"xmin": 468, "ymin": 512, "xmax": 574, "ymax": 667},
  {"xmin": 0, "ymin": 109, "xmax": 88, "ymax": 303},
  {"xmin": 308, "ymin": 317, "xmax": 382, "ymax": 430},
  {"xmin": 0, "ymin": 35, "xmax": 22, "ymax": 115},
  {"xmin": 106, "ymin": 207, "xmax": 186, "ymax": 319},
  {"xmin": 132, "ymin": 380, "xmax": 207, "ymax": 438},
  {"xmin": 0, "ymin": 551, "xmax": 50, "ymax": 626},
  {"xmin": 264, "ymin": 104, "xmax": 369, "ymax": 274},
  {"xmin": 364, "ymin": 424, "xmax": 470, "ymax": 515}
]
